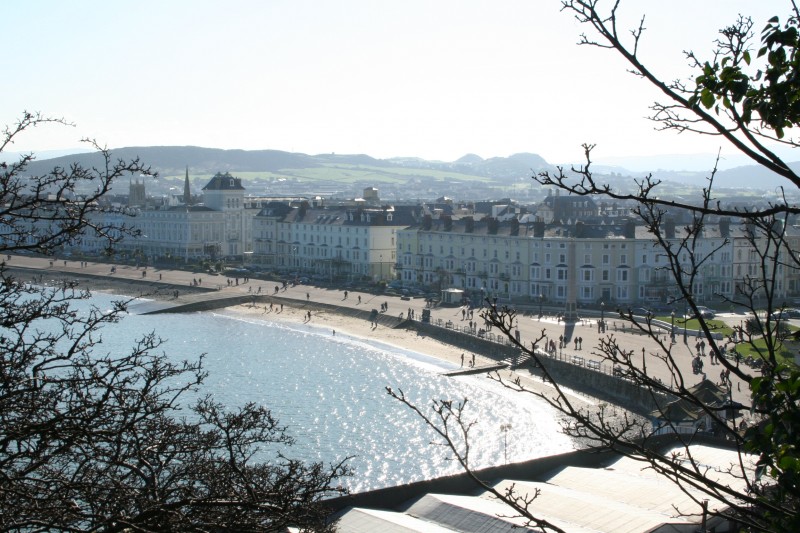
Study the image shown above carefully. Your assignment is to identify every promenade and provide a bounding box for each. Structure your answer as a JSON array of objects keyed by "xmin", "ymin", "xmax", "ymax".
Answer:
[{"xmin": 4, "ymin": 254, "xmax": 751, "ymax": 408}]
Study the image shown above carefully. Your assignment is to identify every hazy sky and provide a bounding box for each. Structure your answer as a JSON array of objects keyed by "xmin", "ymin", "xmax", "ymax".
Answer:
[{"xmin": 1, "ymin": 1, "xmax": 789, "ymax": 167}]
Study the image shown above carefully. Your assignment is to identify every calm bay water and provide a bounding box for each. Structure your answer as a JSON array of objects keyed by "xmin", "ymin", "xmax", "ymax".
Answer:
[{"xmin": 89, "ymin": 293, "xmax": 573, "ymax": 492}]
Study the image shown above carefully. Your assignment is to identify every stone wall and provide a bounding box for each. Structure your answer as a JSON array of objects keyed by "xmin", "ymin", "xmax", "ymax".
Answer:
[{"xmin": 407, "ymin": 320, "xmax": 669, "ymax": 415}]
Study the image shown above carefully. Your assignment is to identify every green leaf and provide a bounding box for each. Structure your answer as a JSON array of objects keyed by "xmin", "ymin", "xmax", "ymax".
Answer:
[
  {"xmin": 778, "ymin": 455, "xmax": 799, "ymax": 472},
  {"xmin": 701, "ymin": 89, "xmax": 715, "ymax": 109},
  {"xmin": 723, "ymin": 96, "xmax": 732, "ymax": 109},
  {"xmin": 743, "ymin": 50, "xmax": 751, "ymax": 65}
]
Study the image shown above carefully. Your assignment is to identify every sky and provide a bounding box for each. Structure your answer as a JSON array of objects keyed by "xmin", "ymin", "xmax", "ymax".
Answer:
[{"xmin": 1, "ymin": 0, "xmax": 792, "ymax": 169}]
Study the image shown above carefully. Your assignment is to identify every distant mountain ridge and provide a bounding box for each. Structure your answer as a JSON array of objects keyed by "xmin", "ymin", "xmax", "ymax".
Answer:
[
  {"xmin": 16, "ymin": 145, "xmax": 800, "ymax": 192},
  {"xmin": 20, "ymin": 146, "xmax": 556, "ymax": 183}
]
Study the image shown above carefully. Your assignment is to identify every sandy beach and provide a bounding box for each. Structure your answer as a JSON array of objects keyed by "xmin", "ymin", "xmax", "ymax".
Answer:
[
  {"xmin": 222, "ymin": 300, "xmax": 598, "ymax": 413},
  {"xmin": 10, "ymin": 261, "xmax": 598, "ymax": 414}
]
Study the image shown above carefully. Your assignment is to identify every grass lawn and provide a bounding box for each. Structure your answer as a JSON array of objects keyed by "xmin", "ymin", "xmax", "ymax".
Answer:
[
  {"xmin": 734, "ymin": 337, "xmax": 795, "ymax": 365},
  {"xmin": 656, "ymin": 316, "xmax": 734, "ymax": 337},
  {"xmin": 654, "ymin": 315, "xmax": 798, "ymax": 365}
]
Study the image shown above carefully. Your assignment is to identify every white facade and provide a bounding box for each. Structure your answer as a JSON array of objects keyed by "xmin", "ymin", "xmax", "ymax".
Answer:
[
  {"xmin": 397, "ymin": 217, "xmax": 781, "ymax": 308},
  {"xmin": 252, "ymin": 203, "xmax": 402, "ymax": 281}
]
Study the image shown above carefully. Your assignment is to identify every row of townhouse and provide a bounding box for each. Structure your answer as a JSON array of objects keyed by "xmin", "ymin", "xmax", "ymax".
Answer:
[
  {"xmin": 28, "ymin": 170, "xmax": 799, "ymax": 303},
  {"xmin": 77, "ymin": 174, "xmax": 415, "ymax": 282},
  {"xmin": 251, "ymin": 201, "xmax": 416, "ymax": 281},
  {"xmin": 396, "ymin": 214, "xmax": 799, "ymax": 308}
]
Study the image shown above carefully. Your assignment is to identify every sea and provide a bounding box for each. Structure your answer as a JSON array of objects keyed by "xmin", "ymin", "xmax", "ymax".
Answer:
[{"xmin": 84, "ymin": 292, "xmax": 574, "ymax": 493}]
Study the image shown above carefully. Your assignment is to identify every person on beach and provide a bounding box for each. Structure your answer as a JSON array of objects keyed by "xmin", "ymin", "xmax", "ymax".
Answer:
[{"xmin": 461, "ymin": 353, "xmax": 464, "ymax": 367}]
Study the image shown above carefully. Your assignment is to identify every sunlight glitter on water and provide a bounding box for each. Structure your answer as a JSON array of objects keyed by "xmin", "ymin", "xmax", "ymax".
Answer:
[{"xmin": 97, "ymin": 295, "xmax": 574, "ymax": 492}]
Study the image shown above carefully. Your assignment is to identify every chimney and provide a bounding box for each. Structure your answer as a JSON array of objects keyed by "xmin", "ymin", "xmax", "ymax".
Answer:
[
  {"xmin": 510, "ymin": 217, "xmax": 520, "ymax": 236},
  {"xmin": 744, "ymin": 220, "xmax": 756, "ymax": 241},
  {"xmin": 534, "ymin": 219, "xmax": 545, "ymax": 238},
  {"xmin": 422, "ymin": 214, "xmax": 432, "ymax": 230},
  {"xmin": 442, "ymin": 215, "xmax": 453, "ymax": 231},
  {"xmin": 575, "ymin": 220, "xmax": 586, "ymax": 238},
  {"xmin": 664, "ymin": 218, "xmax": 676, "ymax": 239},
  {"xmin": 488, "ymin": 217, "xmax": 499, "ymax": 235},
  {"xmin": 719, "ymin": 217, "xmax": 730, "ymax": 238},
  {"xmin": 624, "ymin": 219, "xmax": 636, "ymax": 239},
  {"xmin": 464, "ymin": 216, "xmax": 475, "ymax": 233}
]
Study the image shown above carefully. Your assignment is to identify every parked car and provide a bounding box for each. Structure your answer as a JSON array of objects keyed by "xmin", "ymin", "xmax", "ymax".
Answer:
[
  {"xmin": 771, "ymin": 308, "xmax": 800, "ymax": 320},
  {"xmin": 694, "ymin": 306, "xmax": 716, "ymax": 319},
  {"xmin": 629, "ymin": 307, "xmax": 653, "ymax": 317}
]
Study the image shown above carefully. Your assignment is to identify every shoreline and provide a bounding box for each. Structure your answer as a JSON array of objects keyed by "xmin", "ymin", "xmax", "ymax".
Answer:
[
  {"xmin": 12, "ymin": 266, "xmax": 600, "ymax": 418},
  {"xmin": 221, "ymin": 301, "xmax": 599, "ymax": 414}
]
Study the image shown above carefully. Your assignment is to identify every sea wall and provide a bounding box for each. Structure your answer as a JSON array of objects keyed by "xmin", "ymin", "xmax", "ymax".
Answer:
[
  {"xmin": 6, "ymin": 267, "xmax": 212, "ymax": 298},
  {"xmin": 406, "ymin": 320, "xmax": 669, "ymax": 415},
  {"xmin": 323, "ymin": 432, "xmax": 733, "ymax": 513},
  {"xmin": 324, "ymin": 446, "xmax": 616, "ymax": 513}
]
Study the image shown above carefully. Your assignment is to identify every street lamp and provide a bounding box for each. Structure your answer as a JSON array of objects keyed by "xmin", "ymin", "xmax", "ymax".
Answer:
[
  {"xmin": 684, "ymin": 307, "xmax": 688, "ymax": 343},
  {"xmin": 670, "ymin": 310, "xmax": 675, "ymax": 343},
  {"xmin": 538, "ymin": 293, "xmax": 543, "ymax": 319},
  {"xmin": 642, "ymin": 346, "xmax": 647, "ymax": 374},
  {"xmin": 500, "ymin": 423, "xmax": 512, "ymax": 463},
  {"xmin": 600, "ymin": 301, "xmax": 605, "ymax": 332}
]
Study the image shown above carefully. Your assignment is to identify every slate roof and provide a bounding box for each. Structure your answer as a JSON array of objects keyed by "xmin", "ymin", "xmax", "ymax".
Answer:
[{"xmin": 202, "ymin": 172, "xmax": 245, "ymax": 191}]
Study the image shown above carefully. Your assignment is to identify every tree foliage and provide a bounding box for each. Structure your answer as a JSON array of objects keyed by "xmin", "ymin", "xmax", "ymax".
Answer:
[
  {"xmin": 392, "ymin": 2, "xmax": 800, "ymax": 531},
  {"xmin": 0, "ymin": 112, "xmax": 348, "ymax": 532}
]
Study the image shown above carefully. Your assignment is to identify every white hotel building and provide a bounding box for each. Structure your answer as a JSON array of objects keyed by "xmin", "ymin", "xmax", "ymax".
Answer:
[{"xmin": 396, "ymin": 214, "xmax": 778, "ymax": 309}]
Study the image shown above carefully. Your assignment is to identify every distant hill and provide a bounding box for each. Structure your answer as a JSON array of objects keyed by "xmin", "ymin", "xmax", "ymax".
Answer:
[
  {"xmin": 608, "ymin": 161, "xmax": 800, "ymax": 189},
  {"xmin": 20, "ymin": 146, "xmax": 555, "ymax": 184},
  {"xmin": 21, "ymin": 146, "xmax": 323, "ymax": 178},
  {"xmin": 387, "ymin": 151, "xmax": 554, "ymax": 182},
  {"xmin": 14, "ymin": 145, "xmax": 799, "ymax": 200}
]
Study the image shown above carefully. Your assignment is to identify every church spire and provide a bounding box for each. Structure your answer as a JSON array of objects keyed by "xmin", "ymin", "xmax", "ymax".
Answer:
[{"xmin": 184, "ymin": 166, "xmax": 191, "ymax": 206}]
